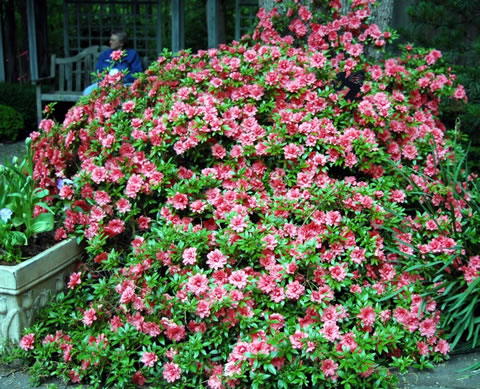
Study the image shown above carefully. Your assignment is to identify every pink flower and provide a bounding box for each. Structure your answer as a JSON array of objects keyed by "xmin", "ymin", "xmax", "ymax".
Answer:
[
  {"xmin": 269, "ymin": 313, "xmax": 285, "ymax": 330},
  {"xmin": 425, "ymin": 49, "xmax": 442, "ymax": 65},
  {"xmin": 211, "ymin": 143, "xmax": 226, "ymax": 159},
  {"xmin": 454, "ymin": 85, "xmax": 467, "ymax": 100},
  {"xmin": 195, "ymin": 299, "xmax": 211, "ymax": 318},
  {"xmin": 269, "ymin": 286, "xmax": 285, "ymax": 302},
  {"xmin": 19, "ymin": 333, "xmax": 35, "ymax": 350},
  {"xmin": 289, "ymin": 330, "xmax": 308, "ymax": 349},
  {"xmin": 110, "ymin": 49, "xmax": 124, "ymax": 61},
  {"xmin": 417, "ymin": 341, "xmax": 429, "ymax": 356},
  {"xmin": 419, "ymin": 318, "xmax": 437, "ymax": 338},
  {"xmin": 137, "ymin": 216, "xmax": 151, "ymax": 230},
  {"xmin": 104, "ymin": 219, "xmax": 125, "ymax": 237},
  {"xmin": 230, "ymin": 215, "xmax": 247, "ymax": 232},
  {"xmin": 285, "ymin": 280, "xmax": 305, "ymax": 300},
  {"xmin": 69, "ymin": 370, "xmax": 81, "ymax": 383},
  {"xmin": 330, "ymin": 264, "xmax": 347, "ymax": 281},
  {"xmin": 229, "ymin": 270, "xmax": 248, "ymax": 289},
  {"xmin": 163, "ymin": 362, "xmax": 181, "ymax": 383},
  {"xmin": 390, "ymin": 189, "xmax": 406, "ymax": 203},
  {"xmin": 182, "ymin": 247, "xmax": 197, "ymax": 265},
  {"xmin": 206, "ymin": 249, "xmax": 227, "ymax": 270},
  {"xmin": 321, "ymin": 359, "xmax": 338, "ymax": 378},
  {"xmin": 115, "ymin": 198, "xmax": 131, "ymax": 214},
  {"xmin": 190, "ymin": 200, "xmax": 207, "ymax": 213},
  {"xmin": 143, "ymin": 322, "xmax": 162, "ymax": 337},
  {"xmin": 402, "ymin": 144, "xmax": 418, "ymax": 160},
  {"xmin": 132, "ymin": 371, "xmax": 146, "ymax": 386},
  {"xmin": 283, "ymin": 143, "xmax": 304, "ymax": 160},
  {"xmin": 435, "ymin": 339, "xmax": 450, "ymax": 355},
  {"xmin": 61, "ymin": 342, "xmax": 73, "ymax": 361},
  {"xmin": 119, "ymin": 286, "xmax": 136, "ymax": 303},
  {"xmin": 321, "ymin": 322, "xmax": 341, "ymax": 342},
  {"xmin": 39, "ymin": 118, "xmax": 54, "ymax": 132},
  {"xmin": 243, "ymin": 49, "xmax": 258, "ymax": 62},
  {"xmin": 94, "ymin": 191, "xmax": 111, "ymax": 206},
  {"xmin": 357, "ymin": 306, "xmax": 376, "ymax": 327},
  {"xmin": 122, "ymin": 100, "xmax": 135, "ymax": 112},
  {"xmin": 171, "ymin": 192, "xmax": 189, "ymax": 210},
  {"xmin": 350, "ymin": 247, "xmax": 366, "ymax": 264},
  {"xmin": 141, "ymin": 351, "xmax": 158, "ymax": 367},
  {"xmin": 82, "ymin": 308, "xmax": 97, "ymax": 326},
  {"xmin": 67, "ymin": 272, "xmax": 82, "ymax": 289},
  {"xmin": 187, "ymin": 273, "xmax": 209, "ymax": 296},
  {"xmin": 91, "ymin": 166, "xmax": 108, "ymax": 184},
  {"xmin": 125, "ymin": 174, "xmax": 144, "ymax": 198}
]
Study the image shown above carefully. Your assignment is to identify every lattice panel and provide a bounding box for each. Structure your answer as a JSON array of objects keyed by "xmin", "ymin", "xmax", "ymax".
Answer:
[
  {"xmin": 64, "ymin": 0, "xmax": 165, "ymax": 65},
  {"xmin": 235, "ymin": 0, "xmax": 259, "ymax": 40}
]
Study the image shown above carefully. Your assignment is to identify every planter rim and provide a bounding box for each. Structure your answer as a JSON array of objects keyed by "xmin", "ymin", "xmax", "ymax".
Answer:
[{"xmin": 0, "ymin": 238, "xmax": 82, "ymax": 294}]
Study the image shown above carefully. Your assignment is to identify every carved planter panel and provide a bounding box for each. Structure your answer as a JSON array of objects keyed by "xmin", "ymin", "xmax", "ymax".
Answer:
[{"xmin": 0, "ymin": 238, "xmax": 82, "ymax": 344}]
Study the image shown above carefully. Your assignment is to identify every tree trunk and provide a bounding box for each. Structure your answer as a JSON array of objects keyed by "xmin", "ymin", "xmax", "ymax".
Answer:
[
  {"xmin": 370, "ymin": 0, "xmax": 394, "ymax": 33},
  {"xmin": 2, "ymin": 0, "xmax": 18, "ymax": 83},
  {"xmin": 368, "ymin": 0, "xmax": 393, "ymax": 59}
]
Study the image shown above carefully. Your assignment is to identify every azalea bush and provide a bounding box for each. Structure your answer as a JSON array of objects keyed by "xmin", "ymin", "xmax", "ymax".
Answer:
[{"xmin": 15, "ymin": 0, "xmax": 477, "ymax": 387}]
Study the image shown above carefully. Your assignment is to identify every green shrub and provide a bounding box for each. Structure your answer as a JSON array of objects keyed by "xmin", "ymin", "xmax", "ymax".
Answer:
[
  {"xmin": 0, "ymin": 83, "xmax": 36, "ymax": 138},
  {"xmin": 0, "ymin": 104, "xmax": 24, "ymax": 142}
]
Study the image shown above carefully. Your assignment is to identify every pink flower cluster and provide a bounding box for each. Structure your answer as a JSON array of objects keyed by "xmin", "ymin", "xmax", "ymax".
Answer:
[{"xmin": 24, "ymin": 0, "xmax": 473, "ymax": 388}]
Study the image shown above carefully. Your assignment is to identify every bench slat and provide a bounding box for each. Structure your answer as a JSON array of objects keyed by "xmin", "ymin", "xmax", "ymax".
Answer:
[
  {"xmin": 35, "ymin": 45, "xmax": 110, "ymax": 123},
  {"xmin": 41, "ymin": 92, "xmax": 83, "ymax": 102},
  {"xmin": 58, "ymin": 64, "xmax": 65, "ymax": 92}
]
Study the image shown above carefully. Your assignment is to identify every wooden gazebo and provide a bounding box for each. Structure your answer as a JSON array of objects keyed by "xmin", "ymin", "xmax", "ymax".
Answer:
[{"xmin": 0, "ymin": 0, "xmax": 259, "ymax": 83}]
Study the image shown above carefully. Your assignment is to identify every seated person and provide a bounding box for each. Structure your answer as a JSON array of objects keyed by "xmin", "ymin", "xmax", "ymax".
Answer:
[{"xmin": 83, "ymin": 31, "xmax": 143, "ymax": 95}]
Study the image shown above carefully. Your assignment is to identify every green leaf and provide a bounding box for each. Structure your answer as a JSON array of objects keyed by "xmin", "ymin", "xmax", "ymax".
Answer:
[{"xmin": 30, "ymin": 213, "xmax": 54, "ymax": 234}]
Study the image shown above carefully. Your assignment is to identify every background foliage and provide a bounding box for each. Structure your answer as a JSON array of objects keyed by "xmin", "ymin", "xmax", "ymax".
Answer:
[
  {"xmin": 0, "ymin": 83, "xmax": 36, "ymax": 138},
  {"xmin": 396, "ymin": 0, "xmax": 480, "ymax": 171}
]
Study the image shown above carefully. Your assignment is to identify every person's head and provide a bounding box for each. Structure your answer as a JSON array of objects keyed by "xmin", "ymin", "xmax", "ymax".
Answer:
[{"xmin": 109, "ymin": 31, "xmax": 128, "ymax": 50}]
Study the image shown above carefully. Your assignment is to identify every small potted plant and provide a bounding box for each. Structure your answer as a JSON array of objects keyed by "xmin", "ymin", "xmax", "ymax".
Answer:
[{"xmin": 0, "ymin": 138, "xmax": 83, "ymax": 344}]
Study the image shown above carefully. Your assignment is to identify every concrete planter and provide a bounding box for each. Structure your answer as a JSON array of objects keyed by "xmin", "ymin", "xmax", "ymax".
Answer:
[{"xmin": 0, "ymin": 238, "xmax": 82, "ymax": 344}]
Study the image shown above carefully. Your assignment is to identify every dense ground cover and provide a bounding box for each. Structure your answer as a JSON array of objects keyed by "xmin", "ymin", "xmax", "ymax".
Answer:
[{"xmin": 16, "ymin": 1, "xmax": 478, "ymax": 388}]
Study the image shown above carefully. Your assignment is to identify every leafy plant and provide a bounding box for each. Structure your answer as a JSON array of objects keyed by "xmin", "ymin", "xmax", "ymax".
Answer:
[
  {"xmin": 0, "ymin": 104, "xmax": 24, "ymax": 142},
  {"xmin": 383, "ymin": 123, "xmax": 480, "ymax": 361},
  {"xmin": 0, "ymin": 138, "xmax": 54, "ymax": 263}
]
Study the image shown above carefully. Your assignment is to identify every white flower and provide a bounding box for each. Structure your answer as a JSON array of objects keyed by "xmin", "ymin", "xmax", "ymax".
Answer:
[{"xmin": 0, "ymin": 208, "xmax": 13, "ymax": 223}]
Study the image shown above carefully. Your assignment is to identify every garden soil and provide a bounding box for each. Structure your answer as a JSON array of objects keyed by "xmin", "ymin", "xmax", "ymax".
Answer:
[{"xmin": 0, "ymin": 140, "xmax": 479, "ymax": 388}]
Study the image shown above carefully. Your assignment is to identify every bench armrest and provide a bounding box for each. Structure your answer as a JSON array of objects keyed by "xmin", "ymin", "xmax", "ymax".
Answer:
[{"xmin": 32, "ymin": 76, "xmax": 55, "ymax": 85}]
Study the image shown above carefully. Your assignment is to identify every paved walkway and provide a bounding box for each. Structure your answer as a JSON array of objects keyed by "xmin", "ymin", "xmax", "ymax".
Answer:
[
  {"xmin": 0, "ymin": 139, "xmax": 26, "ymax": 164},
  {"xmin": 398, "ymin": 352, "xmax": 480, "ymax": 388}
]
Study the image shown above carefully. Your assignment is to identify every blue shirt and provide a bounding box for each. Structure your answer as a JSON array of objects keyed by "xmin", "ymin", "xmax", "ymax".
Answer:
[{"xmin": 96, "ymin": 49, "xmax": 143, "ymax": 84}]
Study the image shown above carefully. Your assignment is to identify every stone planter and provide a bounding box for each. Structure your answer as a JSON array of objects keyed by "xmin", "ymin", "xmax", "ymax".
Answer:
[{"xmin": 0, "ymin": 238, "xmax": 82, "ymax": 344}]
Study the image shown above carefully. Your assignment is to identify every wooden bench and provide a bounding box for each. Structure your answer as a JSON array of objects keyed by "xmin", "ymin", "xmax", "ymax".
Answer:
[{"xmin": 34, "ymin": 45, "xmax": 109, "ymax": 123}]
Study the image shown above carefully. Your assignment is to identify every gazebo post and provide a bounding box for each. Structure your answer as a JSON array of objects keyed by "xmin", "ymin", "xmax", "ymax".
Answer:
[
  {"xmin": 207, "ymin": 0, "xmax": 218, "ymax": 49},
  {"xmin": 26, "ymin": 0, "xmax": 39, "ymax": 81},
  {"xmin": 171, "ymin": 0, "xmax": 185, "ymax": 53}
]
